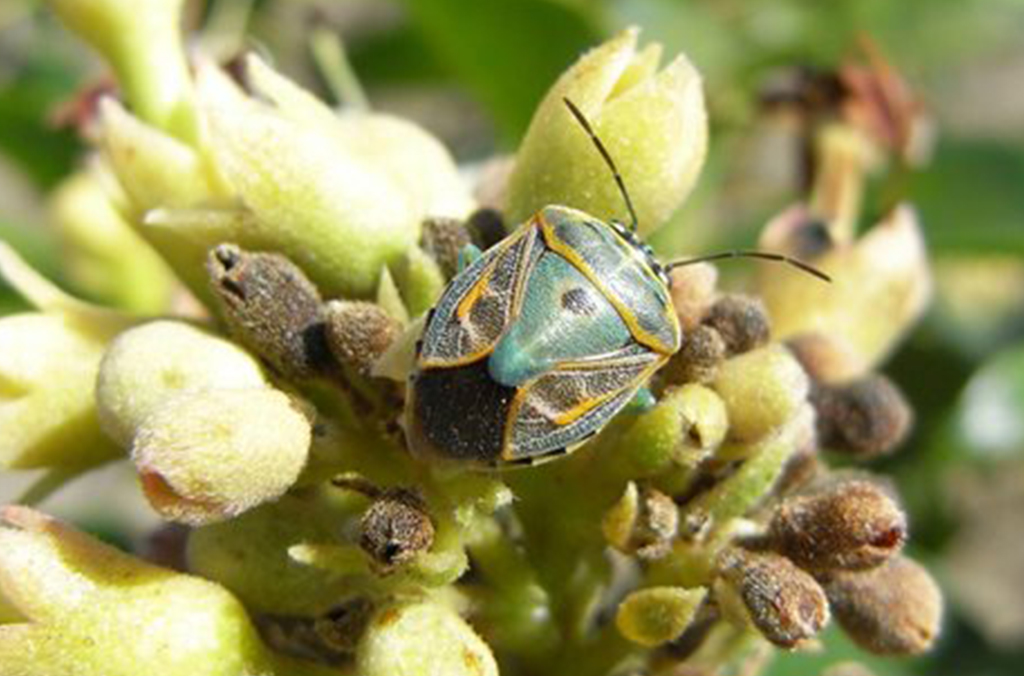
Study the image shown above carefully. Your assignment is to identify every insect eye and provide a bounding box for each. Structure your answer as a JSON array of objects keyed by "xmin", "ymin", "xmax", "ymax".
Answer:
[{"xmin": 561, "ymin": 287, "xmax": 599, "ymax": 315}]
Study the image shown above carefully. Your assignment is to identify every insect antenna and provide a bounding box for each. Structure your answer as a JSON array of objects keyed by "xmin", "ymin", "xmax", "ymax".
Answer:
[
  {"xmin": 563, "ymin": 97, "xmax": 640, "ymax": 233},
  {"xmin": 665, "ymin": 250, "xmax": 832, "ymax": 283}
]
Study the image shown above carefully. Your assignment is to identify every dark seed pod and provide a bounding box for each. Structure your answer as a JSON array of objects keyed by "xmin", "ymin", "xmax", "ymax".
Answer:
[
  {"xmin": 603, "ymin": 482, "xmax": 679, "ymax": 560},
  {"xmin": 360, "ymin": 489, "xmax": 435, "ymax": 570},
  {"xmin": 207, "ymin": 244, "xmax": 331, "ymax": 380},
  {"xmin": 420, "ymin": 217, "xmax": 471, "ymax": 280},
  {"xmin": 465, "ymin": 207, "xmax": 507, "ymax": 250},
  {"xmin": 811, "ymin": 374, "xmax": 912, "ymax": 459},
  {"xmin": 766, "ymin": 480, "xmax": 906, "ymax": 572},
  {"xmin": 716, "ymin": 547, "xmax": 830, "ymax": 648},
  {"xmin": 324, "ymin": 300, "xmax": 402, "ymax": 377},
  {"xmin": 314, "ymin": 597, "xmax": 375, "ymax": 654},
  {"xmin": 663, "ymin": 325, "xmax": 726, "ymax": 385},
  {"xmin": 823, "ymin": 555, "xmax": 942, "ymax": 655},
  {"xmin": 702, "ymin": 294, "xmax": 771, "ymax": 355}
]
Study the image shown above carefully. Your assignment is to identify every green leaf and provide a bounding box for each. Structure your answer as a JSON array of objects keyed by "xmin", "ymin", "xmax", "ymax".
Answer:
[
  {"xmin": 910, "ymin": 139, "xmax": 1024, "ymax": 255},
  {"xmin": 397, "ymin": 0, "xmax": 598, "ymax": 141}
]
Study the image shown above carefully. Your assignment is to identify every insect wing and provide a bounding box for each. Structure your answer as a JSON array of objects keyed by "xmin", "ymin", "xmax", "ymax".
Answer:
[
  {"xmin": 418, "ymin": 224, "xmax": 538, "ymax": 368},
  {"xmin": 502, "ymin": 347, "xmax": 664, "ymax": 463}
]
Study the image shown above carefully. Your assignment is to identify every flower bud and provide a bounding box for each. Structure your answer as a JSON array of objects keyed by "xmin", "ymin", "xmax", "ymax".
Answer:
[
  {"xmin": 132, "ymin": 388, "xmax": 311, "ymax": 525},
  {"xmin": 96, "ymin": 98, "xmax": 228, "ymax": 306},
  {"xmin": 50, "ymin": 169, "xmax": 176, "ymax": 313},
  {"xmin": 0, "ymin": 244, "xmax": 130, "ymax": 471},
  {"xmin": 356, "ymin": 600, "xmax": 498, "ymax": 676},
  {"xmin": 758, "ymin": 204, "xmax": 931, "ymax": 375},
  {"xmin": 662, "ymin": 325, "xmax": 726, "ymax": 385},
  {"xmin": 360, "ymin": 489, "xmax": 435, "ymax": 571},
  {"xmin": 766, "ymin": 480, "xmax": 906, "ymax": 572},
  {"xmin": 823, "ymin": 555, "xmax": 942, "ymax": 655},
  {"xmin": 96, "ymin": 320, "xmax": 268, "ymax": 447},
  {"xmin": 325, "ymin": 301, "xmax": 403, "ymax": 377},
  {"xmin": 613, "ymin": 383, "xmax": 728, "ymax": 478},
  {"xmin": 506, "ymin": 27, "xmax": 707, "ymax": 236},
  {"xmin": 713, "ymin": 344, "xmax": 810, "ymax": 442},
  {"xmin": 703, "ymin": 294, "xmax": 771, "ymax": 355},
  {"xmin": 0, "ymin": 506, "xmax": 299, "ymax": 676},
  {"xmin": 811, "ymin": 374, "xmax": 913, "ymax": 459},
  {"xmin": 603, "ymin": 482, "xmax": 679, "ymax": 559},
  {"xmin": 242, "ymin": 54, "xmax": 474, "ymax": 221},
  {"xmin": 716, "ymin": 547, "xmax": 830, "ymax": 648},
  {"xmin": 97, "ymin": 98, "xmax": 222, "ymax": 216},
  {"xmin": 420, "ymin": 217, "xmax": 471, "ymax": 280},
  {"xmin": 0, "ymin": 314, "xmax": 120, "ymax": 471},
  {"xmin": 194, "ymin": 59, "xmax": 468, "ymax": 299},
  {"xmin": 615, "ymin": 586, "xmax": 707, "ymax": 647},
  {"xmin": 207, "ymin": 244, "xmax": 332, "ymax": 380},
  {"xmin": 669, "ymin": 263, "xmax": 718, "ymax": 330},
  {"xmin": 45, "ymin": 0, "xmax": 197, "ymax": 140}
]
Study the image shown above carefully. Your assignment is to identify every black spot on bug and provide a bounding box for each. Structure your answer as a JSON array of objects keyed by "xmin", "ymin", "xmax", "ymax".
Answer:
[
  {"xmin": 410, "ymin": 359, "xmax": 516, "ymax": 464},
  {"xmin": 561, "ymin": 287, "xmax": 599, "ymax": 315}
]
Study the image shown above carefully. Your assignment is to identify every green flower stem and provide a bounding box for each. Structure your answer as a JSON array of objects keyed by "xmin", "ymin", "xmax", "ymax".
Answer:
[
  {"xmin": 46, "ymin": 0, "xmax": 198, "ymax": 142},
  {"xmin": 682, "ymin": 405, "xmax": 813, "ymax": 527},
  {"xmin": 464, "ymin": 518, "xmax": 559, "ymax": 659}
]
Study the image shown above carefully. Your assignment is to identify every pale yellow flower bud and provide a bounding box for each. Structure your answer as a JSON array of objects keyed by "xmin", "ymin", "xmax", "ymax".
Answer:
[
  {"xmin": 192, "ymin": 59, "xmax": 470, "ymax": 299},
  {"xmin": 506, "ymin": 27, "xmax": 707, "ymax": 236},
  {"xmin": 616, "ymin": 586, "xmax": 706, "ymax": 647},
  {"xmin": 758, "ymin": 204, "xmax": 931, "ymax": 376},
  {"xmin": 132, "ymin": 388, "xmax": 311, "ymax": 525},
  {"xmin": 96, "ymin": 320, "xmax": 269, "ymax": 447},
  {"xmin": 0, "ymin": 243, "xmax": 131, "ymax": 471},
  {"xmin": 357, "ymin": 600, "xmax": 499, "ymax": 676},
  {"xmin": 49, "ymin": 168, "xmax": 176, "ymax": 313},
  {"xmin": 0, "ymin": 506, "xmax": 329, "ymax": 676},
  {"xmin": 713, "ymin": 344, "xmax": 811, "ymax": 442}
]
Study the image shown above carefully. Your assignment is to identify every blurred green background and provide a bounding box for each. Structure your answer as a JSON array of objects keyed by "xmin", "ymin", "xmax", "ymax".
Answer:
[{"xmin": 1, "ymin": 1, "xmax": 1022, "ymax": 675}]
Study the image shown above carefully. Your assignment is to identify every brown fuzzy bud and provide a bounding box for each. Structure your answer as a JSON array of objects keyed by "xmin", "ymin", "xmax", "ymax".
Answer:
[
  {"xmin": 603, "ymin": 482, "xmax": 679, "ymax": 560},
  {"xmin": 360, "ymin": 489, "xmax": 435, "ymax": 570},
  {"xmin": 315, "ymin": 597, "xmax": 376, "ymax": 654},
  {"xmin": 324, "ymin": 300, "xmax": 403, "ymax": 377},
  {"xmin": 669, "ymin": 263, "xmax": 718, "ymax": 331},
  {"xmin": 716, "ymin": 547, "xmax": 830, "ymax": 648},
  {"xmin": 663, "ymin": 325, "xmax": 727, "ymax": 385},
  {"xmin": 466, "ymin": 207, "xmax": 507, "ymax": 250},
  {"xmin": 207, "ymin": 244, "xmax": 331, "ymax": 380},
  {"xmin": 823, "ymin": 555, "xmax": 943, "ymax": 655},
  {"xmin": 420, "ymin": 217, "xmax": 471, "ymax": 280},
  {"xmin": 812, "ymin": 374, "xmax": 912, "ymax": 458},
  {"xmin": 767, "ymin": 480, "xmax": 906, "ymax": 572},
  {"xmin": 702, "ymin": 294, "xmax": 771, "ymax": 355}
]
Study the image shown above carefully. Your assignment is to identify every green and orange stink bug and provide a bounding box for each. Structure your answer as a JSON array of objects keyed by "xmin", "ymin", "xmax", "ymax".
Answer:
[{"xmin": 406, "ymin": 99, "xmax": 827, "ymax": 467}]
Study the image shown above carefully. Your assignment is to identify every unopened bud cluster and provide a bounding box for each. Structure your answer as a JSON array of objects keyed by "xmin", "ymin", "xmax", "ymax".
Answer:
[{"xmin": 0, "ymin": 6, "xmax": 942, "ymax": 676}]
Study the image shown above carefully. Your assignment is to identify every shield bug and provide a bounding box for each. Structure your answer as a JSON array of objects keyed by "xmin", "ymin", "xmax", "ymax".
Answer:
[{"xmin": 406, "ymin": 99, "xmax": 827, "ymax": 467}]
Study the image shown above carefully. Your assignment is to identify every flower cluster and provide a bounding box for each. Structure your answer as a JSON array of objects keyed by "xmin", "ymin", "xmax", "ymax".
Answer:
[{"xmin": 0, "ymin": 3, "xmax": 940, "ymax": 676}]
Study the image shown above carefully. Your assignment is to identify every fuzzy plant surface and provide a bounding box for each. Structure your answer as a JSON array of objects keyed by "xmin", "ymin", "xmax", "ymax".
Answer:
[{"xmin": 0, "ymin": 2, "xmax": 943, "ymax": 676}]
